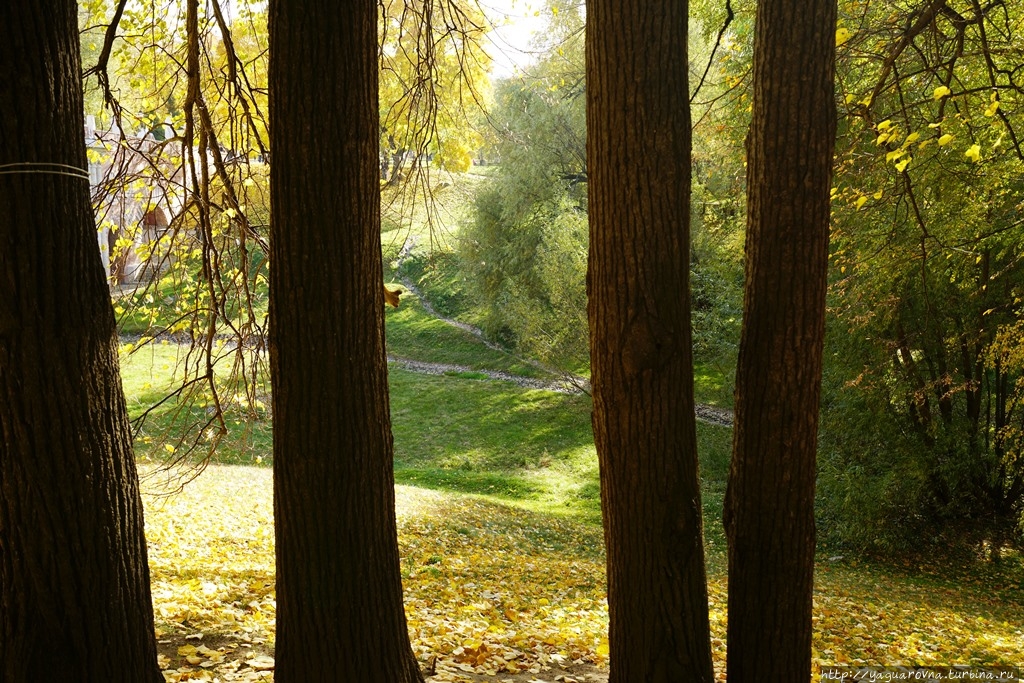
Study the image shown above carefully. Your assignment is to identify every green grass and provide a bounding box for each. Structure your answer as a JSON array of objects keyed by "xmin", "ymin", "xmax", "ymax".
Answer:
[
  {"xmin": 694, "ymin": 358, "xmax": 735, "ymax": 408},
  {"xmin": 388, "ymin": 366, "xmax": 601, "ymax": 521},
  {"xmin": 114, "ymin": 264, "xmax": 269, "ymax": 338},
  {"xmin": 122, "ymin": 340, "xmax": 734, "ymax": 532},
  {"xmin": 118, "ymin": 165, "xmax": 732, "ymax": 531},
  {"xmin": 383, "ymin": 291, "xmax": 546, "ymax": 377},
  {"xmin": 391, "ymin": 250, "xmax": 474, "ymax": 321},
  {"xmin": 121, "ymin": 342, "xmax": 272, "ymax": 468}
]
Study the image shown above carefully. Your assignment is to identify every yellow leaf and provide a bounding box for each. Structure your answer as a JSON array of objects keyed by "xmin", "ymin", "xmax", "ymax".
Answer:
[
  {"xmin": 873, "ymin": 190, "xmax": 883, "ymax": 200},
  {"xmin": 596, "ymin": 642, "xmax": 610, "ymax": 656},
  {"xmin": 985, "ymin": 100, "xmax": 1000, "ymax": 117},
  {"xmin": 903, "ymin": 132, "xmax": 920, "ymax": 146},
  {"xmin": 965, "ymin": 144, "xmax": 981, "ymax": 162},
  {"xmin": 836, "ymin": 27, "xmax": 852, "ymax": 46},
  {"xmin": 877, "ymin": 120, "xmax": 893, "ymax": 131},
  {"xmin": 245, "ymin": 656, "xmax": 276, "ymax": 671},
  {"xmin": 855, "ymin": 196, "xmax": 868, "ymax": 210},
  {"xmin": 933, "ymin": 85, "xmax": 951, "ymax": 100},
  {"xmin": 164, "ymin": 444, "xmax": 176, "ymax": 453},
  {"xmin": 895, "ymin": 157, "xmax": 911, "ymax": 172},
  {"xmin": 937, "ymin": 133, "xmax": 954, "ymax": 146}
]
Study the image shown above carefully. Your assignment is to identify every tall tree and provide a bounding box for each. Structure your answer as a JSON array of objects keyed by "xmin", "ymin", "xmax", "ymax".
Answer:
[
  {"xmin": 586, "ymin": 2, "xmax": 714, "ymax": 682},
  {"xmin": 0, "ymin": 1, "xmax": 162, "ymax": 680},
  {"xmin": 723, "ymin": 0, "xmax": 836, "ymax": 679},
  {"xmin": 267, "ymin": 1, "xmax": 424, "ymax": 681}
]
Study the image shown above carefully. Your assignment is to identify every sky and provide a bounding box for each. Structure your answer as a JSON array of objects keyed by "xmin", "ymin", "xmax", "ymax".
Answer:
[{"xmin": 477, "ymin": 0, "xmax": 551, "ymax": 79}]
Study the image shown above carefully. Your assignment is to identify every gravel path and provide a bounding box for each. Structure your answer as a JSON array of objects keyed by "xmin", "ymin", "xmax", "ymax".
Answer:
[
  {"xmin": 389, "ymin": 355, "xmax": 734, "ymax": 426},
  {"xmin": 386, "ymin": 357, "xmax": 589, "ymax": 394}
]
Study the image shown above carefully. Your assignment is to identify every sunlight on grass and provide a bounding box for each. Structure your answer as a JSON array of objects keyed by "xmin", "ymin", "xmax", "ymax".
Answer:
[
  {"xmin": 124, "ymin": 318, "xmax": 1022, "ymax": 682},
  {"xmin": 142, "ymin": 465, "xmax": 611, "ymax": 681},
  {"xmin": 142, "ymin": 464, "xmax": 1023, "ymax": 682}
]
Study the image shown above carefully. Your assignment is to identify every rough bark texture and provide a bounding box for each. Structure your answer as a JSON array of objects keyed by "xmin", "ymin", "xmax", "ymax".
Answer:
[
  {"xmin": 723, "ymin": 0, "xmax": 837, "ymax": 680},
  {"xmin": 267, "ymin": 1, "xmax": 423, "ymax": 681},
  {"xmin": 0, "ymin": 1, "xmax": 162, "ymax": 681},
  {"xmin": 586, "ymin": 2, "xmax": 714, "ymax": 682}
]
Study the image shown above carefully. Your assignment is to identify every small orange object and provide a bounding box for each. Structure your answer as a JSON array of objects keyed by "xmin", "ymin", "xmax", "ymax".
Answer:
[{"xmin": 384, "ymin": 284, "xmax": 401, "ymax": 308}]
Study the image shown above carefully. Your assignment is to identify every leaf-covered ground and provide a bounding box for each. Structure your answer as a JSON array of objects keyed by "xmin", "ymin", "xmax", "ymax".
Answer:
[{"xmin": 144, "ymin": 465, "xmax": 1023, "ymax": 683}]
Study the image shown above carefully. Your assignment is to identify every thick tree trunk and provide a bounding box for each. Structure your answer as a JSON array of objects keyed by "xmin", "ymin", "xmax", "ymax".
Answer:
[
  {"xmin": 723, "ymin": 0, "xmax": 836, "ymax": 680},
  {"xmin": 586, "ymin": 2, "xmax": 714, "ymax": 682},
  {"xmin": 0, "ymin": 2, "xmax": 162, "ymax": 681},
  {"xmin": 267, "ymin": 1, "xmax": 423, "ymax": 681}
]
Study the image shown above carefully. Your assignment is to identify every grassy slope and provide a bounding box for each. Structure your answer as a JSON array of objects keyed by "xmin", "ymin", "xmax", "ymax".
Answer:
[
  {"xmin": 121, "ymin": 300, "xmax": 734, "ymax": 531},
  {"xmin": 126, "ymin": 170, "xmax": 1022, "ymax": 680},
  {"xmin": 126, "ymin": 314, "xmax": 1024, "ymax": 680}
]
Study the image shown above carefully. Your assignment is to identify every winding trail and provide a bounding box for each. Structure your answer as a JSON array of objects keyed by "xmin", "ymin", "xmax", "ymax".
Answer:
[{"xmin": 391, "ymin": 238, "xmax": 734, "ymax": 428}]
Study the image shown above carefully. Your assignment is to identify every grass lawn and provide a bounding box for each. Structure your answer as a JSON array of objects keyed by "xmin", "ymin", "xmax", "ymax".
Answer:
[
  {"xmin": 129, "ymin": 340, "xmax": 1024, "ymax": 682},
  {"xmin": 384, "ymin": 293, "xmax": 546, "ymax": 378}
]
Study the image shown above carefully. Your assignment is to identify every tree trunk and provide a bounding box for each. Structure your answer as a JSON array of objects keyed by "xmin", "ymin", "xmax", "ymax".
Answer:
[
  {"xmin": 0, "ymin": 2, "xmax": 162, "ymax": 681},
  {"xmin": 267, "ymin": 1, "xmax": 423, "ymax": 681},
  {"xmin": 586, "ymin": 2, "xmax": 714, "ymax": 682},
  {"xmin": 723, "ymin": 0, "xmax": 837, "ymax": 680}
]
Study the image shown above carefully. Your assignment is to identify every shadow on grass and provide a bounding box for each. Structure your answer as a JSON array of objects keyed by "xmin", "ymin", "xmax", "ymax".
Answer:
[{"xmin": 394, "ymin": 467, "xmax": 543, "ymax": 499}]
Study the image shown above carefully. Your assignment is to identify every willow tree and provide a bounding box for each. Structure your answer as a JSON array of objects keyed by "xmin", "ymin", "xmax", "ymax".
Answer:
[
  {"xmin": 587, "ymin": 1, "xmax": 714, "ymax": 681},
  {"xmin": 0, "ymin": 1, "xmax": 161, "ymax": 679},
  {"xmin": 268, "ymin": 0, "xmax": 424, "ymax": 680}
]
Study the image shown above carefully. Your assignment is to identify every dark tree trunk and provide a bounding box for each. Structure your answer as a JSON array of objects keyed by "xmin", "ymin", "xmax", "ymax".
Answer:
[
  {"xmin": 267, "ymin": 1, "xmax": 423, "ymax": 681},
  {"xmin": 0, "ymin": 2, "xmax": 161, "ymax": 681},
  {"xmin": 586, "ymin": 2, "xmax": 714, "ymax": 682},
  {"xmin": 723, "ymin": 0, "xmax": 836, "ymax": 680}
]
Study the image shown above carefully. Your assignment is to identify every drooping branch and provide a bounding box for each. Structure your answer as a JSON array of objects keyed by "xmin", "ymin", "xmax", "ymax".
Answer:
[
  {"xmin": 864, "ymin": 0, "xmax": 948, "ymax": 112},
  {"xmin": 209, "ymin": 0, "xmax": 270, "ymax": 161},
  {"xmin": 690, "ymin": 0, "xmax": 734, "ymax": 104},
  {"xmin": 82, "ymin": 0, "xmax": 129, "ymax": 116}
]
